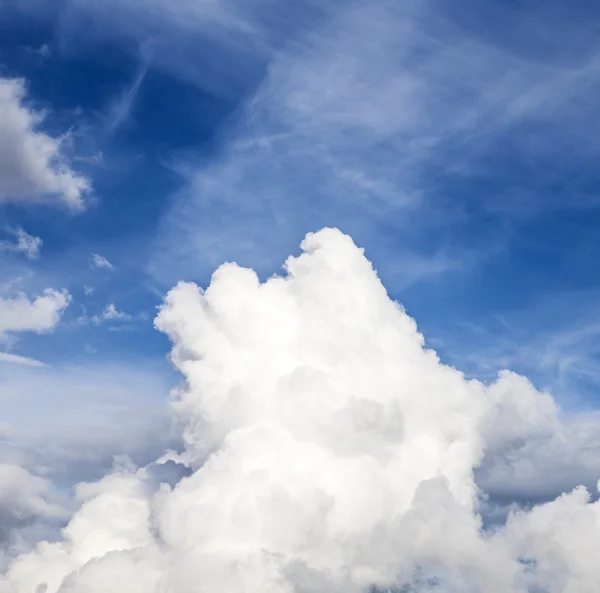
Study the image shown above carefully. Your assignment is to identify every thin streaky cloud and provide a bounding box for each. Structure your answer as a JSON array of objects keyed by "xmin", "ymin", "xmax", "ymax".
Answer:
[
  {"xmin": 0, "ymin": 352, "xmax": 46, "ymax": 367},
  {"xmin": 103, "ymin": 59, "xmax": 150, "ymax": 135},
  {"xmin": 152, "ymin": 0, "xmax": 600, "ymax": 286}
]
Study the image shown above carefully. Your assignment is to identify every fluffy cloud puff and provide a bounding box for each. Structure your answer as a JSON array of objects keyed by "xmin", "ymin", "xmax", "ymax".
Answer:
[
  {"xmin": 1, "ymin": 229, "xmax": 599, "ymax": 593},
  {"xmin": 0, "ymin": 290, "xmax": 70, "ymax": 337},
  {"xmin": 0, "ymin": 78, "xmax": 89, "ymax": 209}
]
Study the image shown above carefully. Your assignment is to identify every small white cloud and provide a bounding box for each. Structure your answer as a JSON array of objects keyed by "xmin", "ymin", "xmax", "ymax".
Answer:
[
  {"xmin": 0, "ymin": 227, "xmax": 42, "ymax": 259},
  {"xmin": 83, "ymin": 285, "xmax": 94, "ymax": 296},
  {"xmin": 88, "ymin": 303, "xmax": 132, "ymax": 326},
  {"xmin": 101, "ymin": 303, "xmax": 131, "ymax": 321},
  {"xmin": 89, "ymin": 253, "xmax": 114, "ymax": 270},
  {"xmin": 0, "ymin": 289, "xmax": 71, "ymax": 337},
  {"xmin": 38, "ymin": 44, "xmax": 51, "ymax": 58},
  {"xmin": 0, "ymin": 78, "xmax": 90, "ymax": 210}
]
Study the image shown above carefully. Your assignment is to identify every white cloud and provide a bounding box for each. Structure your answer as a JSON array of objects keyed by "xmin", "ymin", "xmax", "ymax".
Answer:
[
  {"xmin": 0, "ymin": 360, "xmax": 178, "ymax": 547},
  {"xmin": 4, "ymin": 229, "xmax": 600, "ymax": 592},
  {"xmin": 103, "ymin": 61, "xmax": 149, "ymax": 135},
  {"xmin": 0, "ymin": 352, "xmax": 46, "ymax": 367},
  {"xmin": 37, "ymin": 44, "xmax": 51, "ymax": 58},
  {"xmin": 89, "ymin": 254, "xmax": 113, "ymax": 270},
  {"xmin": 0, "ymin": 227, "xmax": 42, "ymax": 259},
  {"xmin": 101, "ymin": 303, "xmax": 131, "ymax": 321},
  {"xmin": 0, "ymin": 289, "xmax": 70, "ymax": 337},
  {"xmin": 0, "ymin": 464, "xmax": 65, "ymax": 553},
  {"xmin": 74, "ymin": 304, "xmax": 134, "ymax": 327},
  {"xmin": 0, "ymin": 78, "xmax": 89, "ymax": 209}
]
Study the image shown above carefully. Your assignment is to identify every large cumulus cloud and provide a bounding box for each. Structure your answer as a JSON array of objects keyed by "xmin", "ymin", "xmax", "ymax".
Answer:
[{"xmin": 1, "ymin": 229, "xmax": 599, "ymax": 593}]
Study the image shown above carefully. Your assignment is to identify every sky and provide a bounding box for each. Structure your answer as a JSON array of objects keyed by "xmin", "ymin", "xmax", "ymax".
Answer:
[{"xmin": 2, "ymin": 0, "xmax": 600, "ymax": 591}]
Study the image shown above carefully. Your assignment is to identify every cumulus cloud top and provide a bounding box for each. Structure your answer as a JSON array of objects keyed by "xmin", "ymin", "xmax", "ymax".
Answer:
[
  {"xmin": 0, "ymin": 78, "xmax": 89, "ymax": 209},
  {"xmin": 1, "ymin": 228, "xmax": 599, "ymax": 593}
]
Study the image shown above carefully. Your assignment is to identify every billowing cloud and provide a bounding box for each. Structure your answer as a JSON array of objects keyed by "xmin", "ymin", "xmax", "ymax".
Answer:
[
  {"xmin": 0, "ymin": 289, "xmax": 70, "ymax": 337},
  {"xmin": 0, "ymin": 78, "xmax": 89, "ymax": 210},
  {"xmin": 0, "ymin": 465, "xmax": 65, "ymax": 555},
  {"xmin": 3, "ymin": 229, "xmax": 600, "ymax": 592},
  {"xmin": 0, "ymin": 361, "xmax": 177, "ymax": 496}
]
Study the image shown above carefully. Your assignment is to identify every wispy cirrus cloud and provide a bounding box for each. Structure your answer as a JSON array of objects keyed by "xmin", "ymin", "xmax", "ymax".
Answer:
[
  {"xmin": 148, "ymin": 0, "xmax": 600, "ymax": 288},
  {"xmin": 89, "ymin": 253, "xmax": 113, "ymax": 270},
  {"xmin": 0, "ymin": 353, "xmax": 46, "ymax": 368},
  {"xmin": 0, "ymin": 228, "xmax": 42, "ymax": 260},
  {"xmin": 102, "ymin": 60, "xmax": 150, "ymax": 136},
  {"xmin": 9, "ymin": 0, "xmax": 303, "ymax": 98},
  {"xmin": 427, "ymin": 288, "xmax": 600, "ymax": 406}
]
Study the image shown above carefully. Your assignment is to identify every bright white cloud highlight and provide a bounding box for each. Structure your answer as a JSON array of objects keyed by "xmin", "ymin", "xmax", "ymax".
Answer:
[
  {"xmin": 0, "ymin": 78, "xmax": 89, "ymax": 209},
  {"xmin": 0, "ymin": 228, "xmax": 42, "ymax": 259},
  {"xmin": 0, "ymin": 289, "xmax": 70, "ymax": 337},
  {"xmin": 3, "ymin": 229, "xmax": 600, "ymax": 593},
  {"xmin": 89, "ymin": 254, "xmax": 113, "ymax": 270}
]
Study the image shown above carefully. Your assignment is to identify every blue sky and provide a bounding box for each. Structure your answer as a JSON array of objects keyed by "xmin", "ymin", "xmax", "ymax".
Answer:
[
  {"xmin": 4, "ymin": 2, "xmax": 600, "ymax": 590},
  {"xmin": 2, "ymin": 0, "xmax": 600, "ymax": 534}
]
